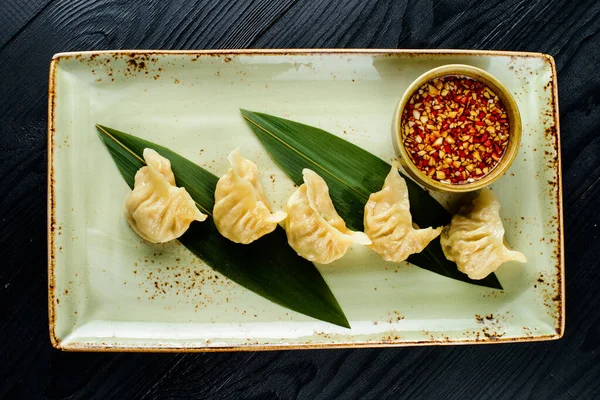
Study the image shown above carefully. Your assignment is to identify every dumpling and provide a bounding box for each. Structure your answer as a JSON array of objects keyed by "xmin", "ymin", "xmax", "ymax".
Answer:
[
  {"xmin": 124, "ymin": 148, "xmax": 207, "ymax": 243},
  {"xmin": 213, "ymin": 148, "xmax": 286, "ymax": 244},
  {"xmin": 364, "ymin": 162, "xmax": 442, "ymax": 262},
  {"xmin": 285, "ymin": 169, "xmax": 371, "ymax": 264},
  {"xmin": 440, "ymin": 188, "xmax": 527, "ymax": 280}
]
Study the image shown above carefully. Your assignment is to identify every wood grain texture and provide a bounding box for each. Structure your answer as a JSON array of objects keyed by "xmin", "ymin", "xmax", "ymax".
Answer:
[{"xmin": 0, "ymin": 0, "xmax": 599, "ymax": 398}]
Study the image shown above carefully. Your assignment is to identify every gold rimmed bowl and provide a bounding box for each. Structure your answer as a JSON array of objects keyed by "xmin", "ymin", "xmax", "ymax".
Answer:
[{"xmin": 392, "ymin": 64, "xmax": 522, "ymax": 192}]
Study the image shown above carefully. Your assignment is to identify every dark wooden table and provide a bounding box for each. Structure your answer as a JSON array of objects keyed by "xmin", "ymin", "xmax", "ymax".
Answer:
[{"xmin": 1, "ymin": 0, "xmax": 599, "ymax": 398}]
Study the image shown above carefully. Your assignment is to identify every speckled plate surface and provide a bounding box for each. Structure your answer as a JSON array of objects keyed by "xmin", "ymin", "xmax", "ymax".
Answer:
[{"xmin": 48, "ymin": 50, "xmax": 563, "ymax": 351}]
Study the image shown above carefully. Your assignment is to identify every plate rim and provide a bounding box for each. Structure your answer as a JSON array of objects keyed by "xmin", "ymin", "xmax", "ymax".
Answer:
[{"xmin": 47, "ymin": 49, "xmax": 564, "ymax": 352}]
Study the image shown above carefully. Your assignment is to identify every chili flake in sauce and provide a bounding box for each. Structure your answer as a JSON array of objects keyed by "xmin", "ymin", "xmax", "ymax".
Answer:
[{"xmin": 401, "ymin": 75, "xmax": 510, "ymax": 184}]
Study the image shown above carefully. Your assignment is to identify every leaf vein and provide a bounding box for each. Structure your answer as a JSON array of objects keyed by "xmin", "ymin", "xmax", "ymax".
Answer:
[{"xmin": 242, "ymin": 115, "xmax": 369, "ymax": 201}]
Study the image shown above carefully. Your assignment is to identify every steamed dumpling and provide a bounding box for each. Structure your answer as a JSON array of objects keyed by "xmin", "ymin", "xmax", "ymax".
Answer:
[
  {"xmin": 440, "ymin": 188, "xmax": 526, "ymax": 279},
  {"xmin": 213, "ymin": 148, "xmax": 286, "ymax": 244},
  {"xmin": 285, "ymin": 169, "xmax": 371, "ymax": 264},
  {"xmin": 364, "ymin": 162, "xmax": 442, "ymax": 262},
  {"xmin": 125, "ymin": 148, "xmax": 207, "ymax": 243}
]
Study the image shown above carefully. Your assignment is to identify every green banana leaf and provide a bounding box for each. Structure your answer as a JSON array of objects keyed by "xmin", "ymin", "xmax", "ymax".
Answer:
[
  {"xmin": 96, "ymin": 124, "xmax": 350, "ymax": 328},
  {"xmin": 240, "ymin": 110, "xmax": 502, "ymax": 290}
]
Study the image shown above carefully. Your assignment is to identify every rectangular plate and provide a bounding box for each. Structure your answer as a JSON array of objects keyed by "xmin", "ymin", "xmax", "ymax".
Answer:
[{"xmin": 48, "ymin": 49, "xmax": 564, "ymax": 351}]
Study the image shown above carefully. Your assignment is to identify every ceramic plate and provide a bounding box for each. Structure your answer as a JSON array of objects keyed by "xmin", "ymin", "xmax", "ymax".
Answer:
[{"xmin": 48, "ymin": 50, "xmax": 563, "ymax": 351}]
